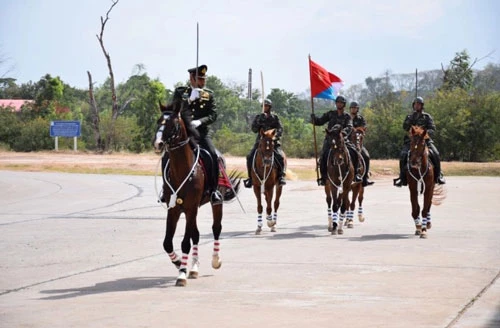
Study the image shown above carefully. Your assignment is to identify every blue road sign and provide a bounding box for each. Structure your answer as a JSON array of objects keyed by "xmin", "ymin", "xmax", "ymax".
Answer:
[{"xmin": 50, "ymin": 121, "xmax": 81, "ymax": 137}]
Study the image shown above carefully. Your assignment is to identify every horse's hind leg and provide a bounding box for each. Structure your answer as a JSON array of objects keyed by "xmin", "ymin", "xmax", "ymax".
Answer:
[
  {"xmin": 358, "ymin": 186, "xmax": 365, "ymax": 222},
  {"xmin": 270, "ymin": 185, "xmax": 282, "ymax": 232},
  {"xmin": 188, "ymin": 214, "xmax": 200, "ymax": 279},
  {"xmin": 163, "ymin": 211, "xmax": 181, "ymax": 269},
  {"xmin": 420, "ymin": 186, "xmax": 434, "ymax": 239},
  {"xmin": 176, "ymin": 211, "xmax": 198, "ymax": 287},
  {"xmin": 211, "ymin": 204, "xmax": 223, "ymax": 269}
]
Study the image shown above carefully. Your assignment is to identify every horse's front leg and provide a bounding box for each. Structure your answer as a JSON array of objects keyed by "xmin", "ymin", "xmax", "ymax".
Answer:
[
  {"xmin": 176, "ymin": 210, "xmax": 198, "ymax": 287},
  {"xmin": 331, "ymin": 190, "xmax": 342, "ymax": 235},
  {"xmin": 211, "ymin": 203, "xmax": 223, "ymax": 269},
  {"xmin": 409, "ymin": 183, "xmax": 421, "ymax": 236},
  {"xmin": 253, "ymin": 184, "xmax": 263, "ymax": 234},
  {"xmin": 163, "ymin": 208, "xmax": 181, "ymax": 269},
  {"xmin": 184, "ymin": 207, "xmax": 200, "ymax": 279},
  {"xmin": 325, "ymin": 185, "xmax": 334, "ymax": 232},
  {"xmin": 265, "ymin": 183, "xmax": 275, "ymax": 230}
]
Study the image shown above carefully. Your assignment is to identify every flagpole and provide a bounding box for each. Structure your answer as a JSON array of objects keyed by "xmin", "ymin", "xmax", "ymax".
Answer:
[
  {"xmin": 260, "ymin": 71, "xmax": 265, "ymax": 113},
  {"xmin": 309, "ymin": 55, "xmax": 320, "ymax": 183}
]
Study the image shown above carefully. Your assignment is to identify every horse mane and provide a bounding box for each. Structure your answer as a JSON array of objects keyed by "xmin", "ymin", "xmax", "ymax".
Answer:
[{"xmin": 158, "ymin": 99, "xmax": 199, "ymax": 140}]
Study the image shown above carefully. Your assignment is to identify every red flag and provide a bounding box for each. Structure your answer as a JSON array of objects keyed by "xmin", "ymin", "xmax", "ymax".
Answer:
[{"xmin": 309, "ymin": 58, "xmax": 344, "ymax": 100}]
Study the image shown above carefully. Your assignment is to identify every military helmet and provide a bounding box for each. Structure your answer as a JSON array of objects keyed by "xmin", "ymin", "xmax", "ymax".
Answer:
[
  {"xmin": 350, "ymin": 101, "xmax": 359, "ymax": 108},
  {"xmin": 264, "ymin": 99, "xmax": 272, "ymax": 106},
  {"xmin": 412, "ymin": 96, "xmax": 424, "ymax": 105},
  {"xmin": 335, "ymin": 95, "xmax": 347, "ymax": 104}
]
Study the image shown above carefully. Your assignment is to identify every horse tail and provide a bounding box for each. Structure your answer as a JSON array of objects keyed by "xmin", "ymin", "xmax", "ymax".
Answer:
[
  {"xmin": 222, "ymin": 170, "xmax": 243, "ymax": 202},
  {"xmin": 432, "ymin": 184, "xmax": 447, "ymax": 206}
]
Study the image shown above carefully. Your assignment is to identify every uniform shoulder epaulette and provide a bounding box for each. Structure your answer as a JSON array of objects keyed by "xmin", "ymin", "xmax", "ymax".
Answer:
[{"xmin": 202, "ymin": 88, "xmax": 214, "ymax": 93}]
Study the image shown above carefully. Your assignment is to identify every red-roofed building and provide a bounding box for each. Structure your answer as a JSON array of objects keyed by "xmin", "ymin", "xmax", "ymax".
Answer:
[{"xmin": 0, "ymin": 99, "xmax": 34, "ymax": 112}]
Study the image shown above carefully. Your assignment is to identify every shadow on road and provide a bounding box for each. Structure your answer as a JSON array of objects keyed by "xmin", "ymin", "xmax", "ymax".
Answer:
[{"xmin": 39, "ymin": 277, "xmax": 175, "ymax": 300}]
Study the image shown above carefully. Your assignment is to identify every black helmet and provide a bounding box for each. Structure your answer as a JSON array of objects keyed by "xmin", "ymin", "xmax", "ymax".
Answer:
[
  {"xmin": 350, "ymin": 101, "xmax": 359, "ymax": 108},
  {"xmin": 264, "ymin": 99, "xmax": 272, "ymax": 106},
  {"xmin": 412, "ymin": 96, "xmax": 424, "ymax": 105},
  {"xmin": 335, "ymin": 95, "xmax": 347, "ymax": 104}
]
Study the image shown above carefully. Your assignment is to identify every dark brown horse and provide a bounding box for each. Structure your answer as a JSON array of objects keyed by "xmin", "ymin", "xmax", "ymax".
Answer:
[
  {"xmin": 347, "ymin": 126, "xmax": 366, "ymax": 226},
  {"xmin": 154, "ymin": 100, "xmax": 241, "ymax": 286},
  {"xmin": 324, "ymin": 125, "xmax": 354, "ymax": 235},
  {"xmin": 406, "ymin": 125, "xmax": 445, "ymax": 238},
  {"xmin": 250, "ymin": 128, "xmax": 286, "ymax": 234}
]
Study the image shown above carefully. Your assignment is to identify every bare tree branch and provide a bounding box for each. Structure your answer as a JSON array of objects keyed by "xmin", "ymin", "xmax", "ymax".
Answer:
[{"xmin": 87, "ymin": 71, "xmax": 104, "ymax": 152}]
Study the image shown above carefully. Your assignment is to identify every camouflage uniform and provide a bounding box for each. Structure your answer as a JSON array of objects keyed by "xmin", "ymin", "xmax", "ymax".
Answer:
[
  {"xmin": 245, "ymin": 102, "xmax": 286, "ymax": 187},
  {"xmin": 311, "ymin": 110, "xmax": 361, "ymax": 184},
  {"xmin": 395, "ymin": 100, "xmax": 445, "ymax": 186}
]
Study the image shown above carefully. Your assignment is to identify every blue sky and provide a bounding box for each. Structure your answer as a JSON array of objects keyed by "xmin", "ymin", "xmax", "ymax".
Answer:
[{"xmin": 1, "ymin": 0, "xmax": 499, "ymax": 95}]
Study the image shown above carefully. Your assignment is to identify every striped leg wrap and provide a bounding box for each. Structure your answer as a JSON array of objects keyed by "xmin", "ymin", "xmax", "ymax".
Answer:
[
  {"xmin": 179, "ymin": 253, "xmax": 189, "ymax": 272},
  {"xmin": 414, "ymin": 217, "xmax": 421, "ymax": 226},
  {"xmin": 272, "ymin": 213, "xmax": 277, "ymax": 222},
  {"xmin": 339, "ymin": 212, "xmax": 346, "ymax": 223},
  {"xmin": 191, "ymin": 245, "xmax": 199, "ymax": 260},
  {"xmin": 427, "ymin": 213, "xmax": 431, "ymax": 222},
  {"xmin": 421, "ymin": 217, "xmax": 427, "ymax": 227},
  {"xmin": 327, "ymin": 208, "xmax": 332, "ymax": 220},
  {"xmin": 168, "ymin": 251, "xmax": 180, "ymax": 263},
  {"xmin": 257, "ymin": 214, "xmax": 263, "ymax": 227},
  {"xmin": 332, "ymin": 212, "xmax": 339, "ymax": 224},
  {"xmin": 213, "ymin": 240, "xmax": 220, "ymax": 256},
  {"xmin": 347, "ymin": 210, "xmax": 354, "ymax": 221},
  {"xmin": 358, "ymin": 206, "xmax": 363, "ymax": 216}
]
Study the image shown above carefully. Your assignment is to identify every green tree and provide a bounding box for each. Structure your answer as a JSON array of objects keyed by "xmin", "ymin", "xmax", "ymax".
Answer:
[{"xmin": 441, "ymin": 50, "xmax": 474, "ymax": 91}]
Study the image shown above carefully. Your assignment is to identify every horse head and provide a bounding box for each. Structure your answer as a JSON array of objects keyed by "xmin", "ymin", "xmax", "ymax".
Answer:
[
  {"xmin": 156, "ymin": 100, "xmax": 189, "ymax": 150},
  {"xmin": 351, "ymin": 126, "xmax": 366, "ymax": 151},
  {"xmin": 326, "ymin": 124, "xmax": 347, "ymax": 165},
  {"xmin": 258, "ymin": 128, "xmax": 276, "ymax": 166},
  {"xmin": 409, "ymin": 125, "xmax": 429, "ymax": 169}
]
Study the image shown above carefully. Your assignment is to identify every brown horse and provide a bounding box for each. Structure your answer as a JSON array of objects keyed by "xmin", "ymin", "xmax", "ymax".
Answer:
[
  {"xmin": 324, "ymin": 125, "xmax": 354, "ymax": 235},
  {"xmin": 250, "ymin": 128, "xmax": 286, "ymax": 234},
  {"xmin": 347, "ymin": 126, "xmax": 366, "ymax": 227},
  {"xmin": 154, "ymin": 100, "xmax": 241, "ymax": 286},
  {"xmin": 406, "ymin": 125, "xmax": 445, "ymax": 238}
]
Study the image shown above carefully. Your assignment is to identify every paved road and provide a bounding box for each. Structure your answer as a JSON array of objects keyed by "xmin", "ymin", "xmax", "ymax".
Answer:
[{"xmin": 1, "ymin": 171, "xmax": 499, "ymax": 328}]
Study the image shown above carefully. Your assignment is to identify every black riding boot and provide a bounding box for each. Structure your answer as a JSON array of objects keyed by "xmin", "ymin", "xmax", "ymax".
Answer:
[
  {"xmin": 210, "ymin": 158, "xmax": 222, "ymax": 204},
  {"xmin": 362, "ymin": 150, "xmax": 374, "ymax": 187},
  {"xmin": 276, "ymin": 152, "xmax": 286, "ymax": 185},
  {"xmin": 349, "ymin": 148, "xmax": 362, "ymax": 183},
  {"xmin": 318, "ymin": 154, "xmax": 327, "ymax": 186},
  {"xmin": 431, "ymin": 152, "xmax": 446, "ymax": 185},
  {"xmin": 244, "ymin": 152, "xmax": 253, "ymax": 188},
  {"xmin": 394, "ymin": 157, "xmax": 407, "ymax": 187}
]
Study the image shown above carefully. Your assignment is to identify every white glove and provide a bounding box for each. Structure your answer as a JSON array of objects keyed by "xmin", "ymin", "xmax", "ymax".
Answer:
[
  {"xmin": 191, "ymin": 120, "xmax": 202, "ymax": 128},
  {"xmin": 189, "ymin": 88, "xmax": 202, "ymax": 102}
]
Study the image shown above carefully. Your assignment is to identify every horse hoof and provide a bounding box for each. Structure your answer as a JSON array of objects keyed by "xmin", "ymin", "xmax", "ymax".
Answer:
[
  {"xmin": 358, "ymin": 215, "xmax": 365, "ymax": 222},
  {"xmin": 420, "ymin": 233, "xmax": 428, "ymax": 239},
  {"xmin": 255, "ymin": 227, "xmax": 262, "ymax": 235},
  {"xmin": 427, "ymin": 222, "xmax": 432, "ymax": 229},
  {"xmin": 347, "ymin": 220, "xmax": 354, "ymax": 228},
  {"xmin": 188, "ymin": 271, "xmax": 199, "ymax": 279},
  {"xmin": 266, "ymin": 219, "xmax": 274, "ymax": 227},
  {"xmin": 173, "ymin": 260, "xmax": 181, "ymax": 269},
  {"xmin": 175, "ymin": 279, "xmax": 187, "ymax": 287},
  {"xmin": 212, "ymin": 257, "xmax": 222, "ymax": 269},
  {"xmin": 338, "ymin": 229, "xmax": 344, "ymax": 235},
  {"xmin": 331, "ymin": 229, "xmax": 337, "ymax": 235},
  {"xmin": 270, "ymin": 226, "xmax": 276, "ymax": 232},
  {"xmin": 328, "ymin": 226, "xmax": 332, "ymax": 232},
  {"xmin": 415, "ymin": 230, "xmax": 421, "ymax": 236}
]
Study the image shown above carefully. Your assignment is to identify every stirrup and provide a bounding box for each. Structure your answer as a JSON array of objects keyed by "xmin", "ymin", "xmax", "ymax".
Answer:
[
  {"xmin": 436, "ymin": 176, "xmax": 446, "ymax": 185},
  {"xmin": 363, "ymin": 179, "xmax": 375, "ymax": 187},
  {"xmin": 393, "ymin": 178, "xmax": 405, "ymax": 187},
  {"xmin": 244, "ymin": 178, "xmax": 252, "ymax": 188},
  {"xmin": 211, "ymin": 190, "xmax": 223, "ymax": 204},
  {"xmin": 317, "ymin": 178, "xmax": 325, "ymax": 186},
  {"xmin": 278, "ymin": 177, "xmax": 286, "ymax": 185}
]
